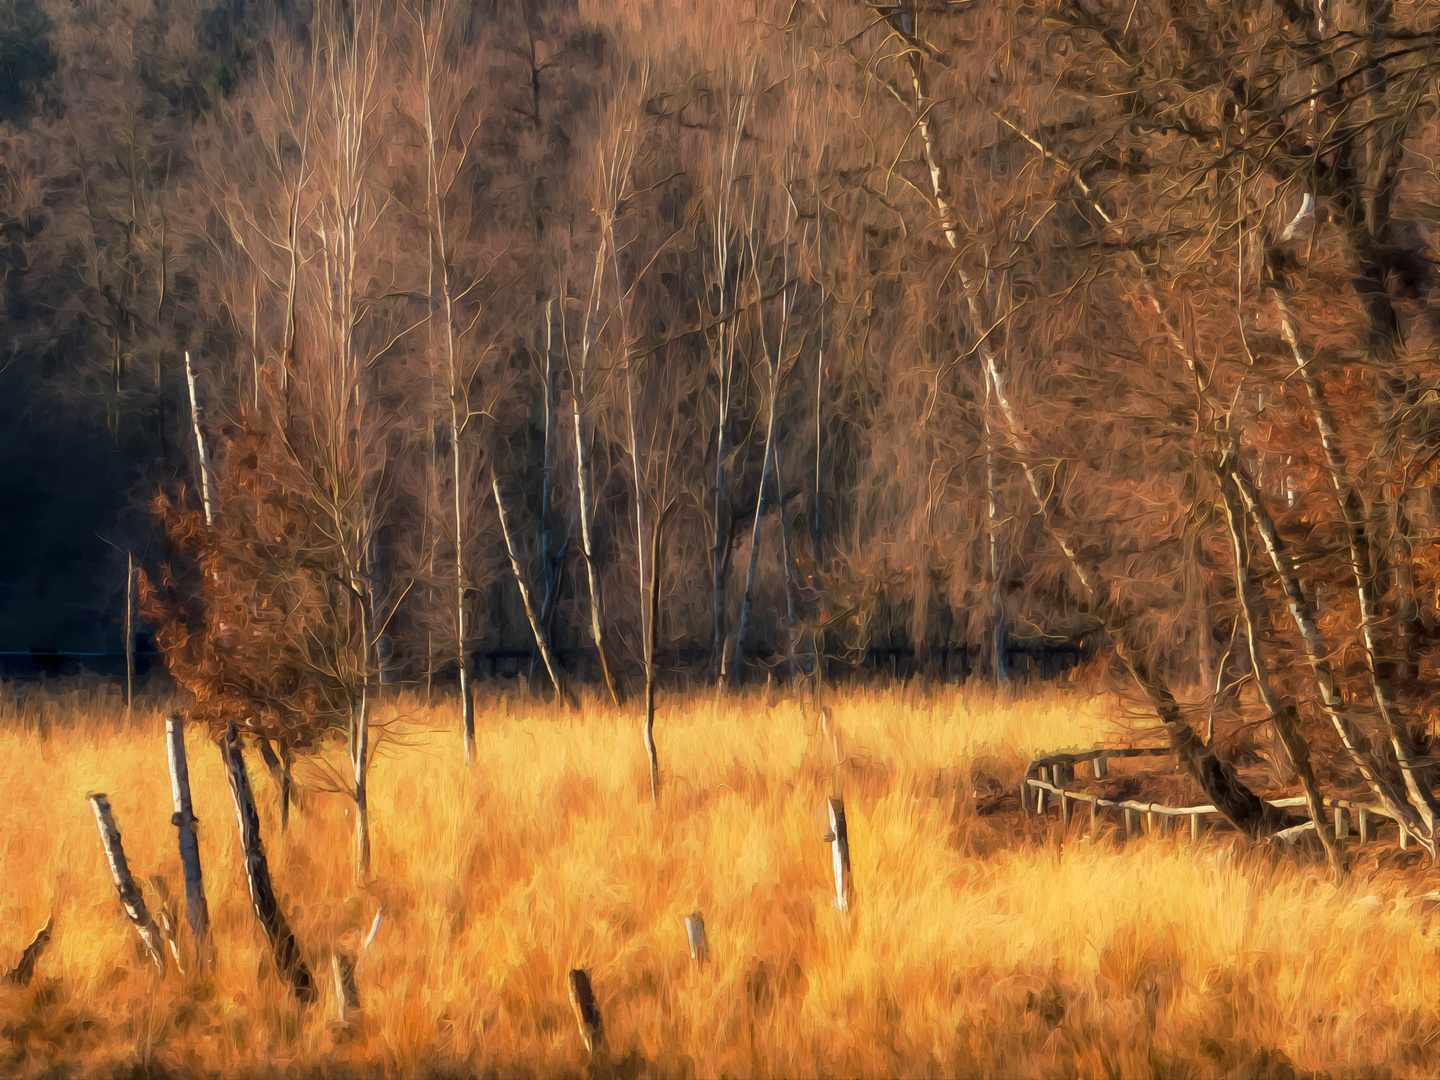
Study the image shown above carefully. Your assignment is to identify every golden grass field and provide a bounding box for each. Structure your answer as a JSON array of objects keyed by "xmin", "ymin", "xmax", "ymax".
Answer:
[{"xmin": 3, "ymin": 681, "xmax": 1440, "ymax": 1078}]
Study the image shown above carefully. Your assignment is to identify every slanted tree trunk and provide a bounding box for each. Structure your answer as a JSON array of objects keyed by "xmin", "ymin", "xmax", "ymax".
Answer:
[
  {"xmin": 88, "ymin": 794, "xmax": 167, "ymax": 972},
  {"xmin": 220, "ymin": 723, "xmax": 316, "ymax": 1002},
  {"xmin": 165, "ymin": 713, "xmax": 210, "ymax": 966},
  {"xmin": 494, "ymin": 478, "xmax": 572, "ymax": 704},
  {"xmin": 1214, "ymin": 463, "xmax": 1342, "ymax": 879},
  {"xmin": 124, "ymin": 551, "xmax": 135, "ymax": 716}
]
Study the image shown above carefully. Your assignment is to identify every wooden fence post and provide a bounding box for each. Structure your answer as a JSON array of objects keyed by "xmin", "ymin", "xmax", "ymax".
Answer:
[
  {"xmin": 684, "ymin": 913, "xmax": 709, "ymax": 965},
  {"xmin": 1035, "ymin": 769, "xmax": 1048, "ymax": 815},
  {"xmin": 1335, "ymin": 806, "xmax": 1348, "ymax": 839},
  {"xmin": 166, "ymin": 714, "xmax": 210, "ymax": 967},
  {"xmin": 220, "ymin": 723, "xmax": 317, "ymax": 1003},
  {"xmin": 88, "ymin": 794, "xmax": 167, "ymax": 972},
  {"xmin": 1125, "ymin": 808, "xmax": 1140, "ymax": 840},
  {"xmin": 825, "ymin": 798, "xmax": 851, "ymax": 913},
  {"xmin": 568, "ymin": 969, "xmax": 603, "ymax": 1055},
  {"xmin": 1359, "ymin": 808, "xmax": 1371, "ymax": 844},
  {"xmin": 1191, "ymin": 813, "xmax": 1203, "ymax": 842},
  {"xmin": 3, "ymin": 918, "xmax": 53, "ymax": 987},
  {"xmin": 1089, "ymin": 799, "xmax": 1098, "ymax": 834},
  {"xmin": 331, "ymin": 952, "xmax": 361, "ymax": 1024},
  {"xmin": 1093, "ymin": 754, "xmax": 1108, "ymax": 779},
  {"xmin": 1059, "ymin": 792, "xmax": 1071, "ymax": 828}
]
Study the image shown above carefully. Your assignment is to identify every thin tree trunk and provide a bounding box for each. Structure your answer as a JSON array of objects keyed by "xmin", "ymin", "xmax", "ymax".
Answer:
[
  {"xmin": 124, "ymin": 551, "xmax": 134, "ymax": 716},
  {"xmin": 494, "ymin": 478, "xmax": 571, "ymax": 704},
  {"xmin": 255, "ymin": 737, "xmax": 293, "ymax": 833},
  {"xmin": 539, "ymin": 300, "xmax": 565, "ymax": 631},
  {"xmin": 1270, "ymin": 289, "xmax": 1440, "ymax": 840},
  {"xmin": 220, "ymin": 724, "xmax": 316, "ymax": 1001},
  {"xmin": 1215, "ymin": 466, "xmax": 1342, "ymax": 879},
  {"xmin": 351, "ymin": 689, "xmax": 370, "ymax": 881},
  {"xmin": 88, "ymin": 793, "xmax": 167, "ymax": 972},
  {"xmin": 166, "ymin": 713, "xmax": 210, "ymax": 966},
  {"xmin": 643, "ymin": 504, "xmax": 664, "ymax": 804},
  {"xmin": 1229, "ymin": 459, "xmax": 1432, "ymax": 851},
  {"xmin": 712, "ymin": 320, "xmax": 736, "ymax": 681},
  {"xmin": 184, "ymin": 351, "xmax": 215, "ymax": 527},
  {"xmin": 417, "ymin": 18, "xmax": 475, "ymax": 760},
  {"xmin": 573, "ymin": 404, "xmax": 621, "ymax": 706}
]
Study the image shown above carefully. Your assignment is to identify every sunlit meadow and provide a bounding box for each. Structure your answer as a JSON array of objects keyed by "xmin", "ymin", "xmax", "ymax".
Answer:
[{"xmin": 3, "ymin": 683, "xmax": 1439, "ymax": 1078}]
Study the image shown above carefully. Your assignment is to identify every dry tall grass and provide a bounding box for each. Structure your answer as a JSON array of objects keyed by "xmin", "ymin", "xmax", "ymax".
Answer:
[{"xmin": 2, "ymin": 682, "xmax": 1438, "ymax": 1078}]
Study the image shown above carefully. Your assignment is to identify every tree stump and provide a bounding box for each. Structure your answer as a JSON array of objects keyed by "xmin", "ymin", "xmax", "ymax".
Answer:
[
  {"xmin": 568, "ymin": 969, "xmax": 603, "ymax": 1055},
  {"xmin": 88, "ymin": 794, "xmax": 167, "ymax": 972}
]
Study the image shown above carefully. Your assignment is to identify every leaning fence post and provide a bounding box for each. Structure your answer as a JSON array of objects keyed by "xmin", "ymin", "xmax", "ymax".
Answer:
[
  {"xmin": 684, "ymin": 913, "xmax": 709, "ymax": 965},
  {"xmin": 220, "ymin": 723, "xmax": 316, "ymax": 1003},
  {"xmin": 568, "ymin": 969, "xmax": 603, "ymax": 1055},
  {"xmin": 825, "ymin": 798, "xmax": 851, "ymax": 913},
  {"xmin": 3, "ymin": 917, "xmax": 53, "ymax": 987},
  {"xmin": 166, "ymin": 713, "xmax": 210, "ymax": 968},
  {"xmin": 331, "ymin": 951, "xmax": 361, "ymax": 1024},
  {"xmin": 88, "ymin": 794, "xmax": 167, "ymax": 973}
]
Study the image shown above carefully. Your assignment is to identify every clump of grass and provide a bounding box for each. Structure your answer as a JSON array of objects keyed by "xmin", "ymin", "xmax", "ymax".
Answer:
[{"xmin": 1, "ymin": 682, "xmax": 1437, "ymax": 1078}]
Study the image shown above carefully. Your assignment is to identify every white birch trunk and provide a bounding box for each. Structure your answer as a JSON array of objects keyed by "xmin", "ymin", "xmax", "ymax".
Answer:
[{"xmin": 89, "ymin": 793, "xmax": 167, "ymax": 972}]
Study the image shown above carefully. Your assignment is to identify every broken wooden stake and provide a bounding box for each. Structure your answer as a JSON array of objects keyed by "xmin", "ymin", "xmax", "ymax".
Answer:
[
  {"xmin": 166, "ymin": 713, "xmax": 210, "ymax": 968},
  {"xmin": 568, "ymin": 969, "xmax": 603, "ymax": 1054},
  {"xmin": 88, "ymin": 794, "xmax": 167, "ymax": 972},
  {"xmin": 825, "ymin": 797, "xmax": 851, "ymax": 913},
  {"xmin": 684, "ymin": 912, "xmax": 709, "ymax": 965},
  {"xmin": 331, "ymin": 952, "xmax": 361, "ymax": 1024},
  {"xmin": 221, "ymin": 723, "xmax": 316, "ymax": 1003},
  {"xmin": 4, "ymin": 917, "xmax": 53, "ymax": 987}
]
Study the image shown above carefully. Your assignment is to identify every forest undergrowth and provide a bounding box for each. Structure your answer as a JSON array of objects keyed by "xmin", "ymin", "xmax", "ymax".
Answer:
[{"xmin": 2, "ymin": 682, "xmax": 1439, "ymax": 1079}]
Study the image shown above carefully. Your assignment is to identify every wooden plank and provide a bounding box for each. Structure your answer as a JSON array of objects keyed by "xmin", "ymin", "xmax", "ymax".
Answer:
[
  {"xmin": 88, "ymin": 793, "xmax": 167, "ymax": 972},
  {"xmin": 568, "ymin": 969, "xmax": 603, "ymax": 1055}
]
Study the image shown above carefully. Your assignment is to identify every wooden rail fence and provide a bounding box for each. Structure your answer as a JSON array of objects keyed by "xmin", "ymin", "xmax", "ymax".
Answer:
[{"xmin": 1024, "ymin": 747, "xmax": 1415, "ymax": 849}]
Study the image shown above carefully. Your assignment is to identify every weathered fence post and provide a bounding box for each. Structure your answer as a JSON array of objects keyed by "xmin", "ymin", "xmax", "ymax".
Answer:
[
  {"xmin": 1035, "ymin": 769, "xmax": 1048, "ymax": 815},
  {"xmin": 1089, "ymin": 799, "xmax": 1098, "ymax": 834},
  {"xmin": 825, "ymin": 797, "xmax": 851, "ymax": 913},
  {"xmin": 221, "ymin": 723, "xmax": 316, "ymax": 1003},
  {"xmin": 3, "ymin": 917, "xmax": 53, "ymax": 987},
  {"xmin": 1145, "ymin": 810, "xmax": 1156, "ymax": 836},
  {"xmin": 1359, "ymin": 807, "xmax": 1371, "ymax": 844},
  {"xmin": 1059, "ymin": 792, "xmax": 1072, "ymax": 828},
  {"xmin": 568, "ymin": 969, "xmax": 603, "ymax": 1055},
  {"xmin": 1093, "ymin": 754, "xmax": 1108, "ymax": 779},
  {"xmin": 166, "ymin": 713, "xmax": 210, "ymax": 967},
  {"xmin": 684, "ymin": 912, "xmax": 709, "ymax": 965},
  {"xmin": 1335, "ymin": 806, "xmax": 1348, "ymax": 840},
  {"xmin": 1400, "ymin": 825, "xmax": 1410, "ymax": 851},
  {"xmin": 1125, "ymin": 808, "xmax": 1140, "ymax": 840},
  {"xmin": 88, "ymin": 794, "xmax": 167, "ymax": 972},
  {"xmin": 331, "ymin": 951, "xmax": 361, "ymax": 1024},
  {"xmin": 1191, "ymin": 813, "xmax": 1203, "ymax": 842}
]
